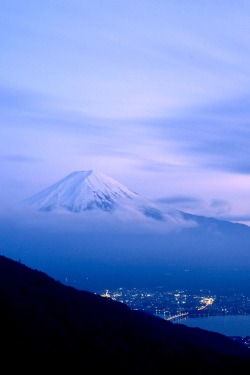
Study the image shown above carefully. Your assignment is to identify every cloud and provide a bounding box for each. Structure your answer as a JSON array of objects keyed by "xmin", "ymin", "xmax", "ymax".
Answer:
[
  {"xmin": 209, "ymin": 199, "xmax": 231, "ymax": 216},
  {"xmin": 0, "ymin": 154, "xmax": 39, "ymax": 163},
  {"xmin": 156, "ymin": 196, "xmax": 202, "ymax": 205},
  {"xmin": 138, "ymin": 92, "xmax": 250, "ymax": 178},
  {"xmin": 155, "ymin": 195, "xmax": 205, "ymax": 216},
  {"xmin": 155, "ymin": 195, "xmax": 203, "ymax": 211},
  {"xmin": 154, "ymin": 195, "xmax": 234, "ymax": 223},
  {"xmin": 2, "ymin": 2, "xmax": 250, "ymax": 120},
  {"xmin": 223, "ymin": 214, "xmax": 250, "ymax": 223}
]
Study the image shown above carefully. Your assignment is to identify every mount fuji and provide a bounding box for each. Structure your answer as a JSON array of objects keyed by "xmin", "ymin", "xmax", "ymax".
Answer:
[
  {"xmin": 24, "ymin": 169, "xmax": 164, "ymax": 220},
  {"xmin": 24, "ymin": 169, "xmax": 250, "ymax": 233},
  {"xmin": 1, "ymin": 169, "xmax": 249, "ymax": 292},
  {"xmin": 24, "ymin": 169, "xmax": 200, "ymax": 232}
]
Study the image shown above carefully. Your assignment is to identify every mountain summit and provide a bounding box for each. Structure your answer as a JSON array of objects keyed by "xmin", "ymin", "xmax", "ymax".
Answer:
[
  {"xmin": 24, "ymin": 170, "xmax": 165, "ymax": 220},
  {"xmin": 24, "ymin": 170, "xmax": 250, "ymax": 233}
]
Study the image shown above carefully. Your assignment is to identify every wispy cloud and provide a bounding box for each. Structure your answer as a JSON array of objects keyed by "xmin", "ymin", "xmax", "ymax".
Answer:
[
  {"xmin": 156, "ymin": 196, "xmax": 202, "ymax": 206},
  {"xmin": 1, "ymin": 2, "xmax": 250, "ymax": 225},
  {"xmin": 0, "ymin": 154, "xmax": 39, "ymax": 163}
]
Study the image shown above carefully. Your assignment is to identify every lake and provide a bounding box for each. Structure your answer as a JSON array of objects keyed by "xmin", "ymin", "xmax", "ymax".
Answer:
[{"xmin": 173, "ymin": 315, "xmax": 250, "ymax": 337}]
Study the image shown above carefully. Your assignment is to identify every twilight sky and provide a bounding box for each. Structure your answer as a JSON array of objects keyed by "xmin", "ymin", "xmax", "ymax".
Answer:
[{"xmin": 1, "ymin": 0, "xmax": 250, "ymax": 225}]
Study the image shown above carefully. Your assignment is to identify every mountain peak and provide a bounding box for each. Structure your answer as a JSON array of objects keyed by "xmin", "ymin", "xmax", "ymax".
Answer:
[
  {"xmin": 74, "ymin": 169, "xmax": 93, "ymax": 176},
  {"xmin": 24, "ymin": 170, "xmax": 165, "ymax": 220}
]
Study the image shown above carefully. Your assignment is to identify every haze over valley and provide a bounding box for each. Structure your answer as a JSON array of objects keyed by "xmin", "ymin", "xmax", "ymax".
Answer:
[{"xmin": 1, "ymin": 170, "xmax": 249, "ymax": 295}]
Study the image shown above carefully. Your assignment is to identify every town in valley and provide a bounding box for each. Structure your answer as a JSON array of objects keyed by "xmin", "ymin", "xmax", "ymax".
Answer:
[{"xmin": 98, "ymin": 286, "xmax": 250, "ymax": 349}]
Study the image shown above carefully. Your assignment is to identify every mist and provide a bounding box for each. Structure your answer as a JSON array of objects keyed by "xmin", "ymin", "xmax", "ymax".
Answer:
[{"xmin": 1, "ymin": 203, "xmax": 249, "ymax": 294}]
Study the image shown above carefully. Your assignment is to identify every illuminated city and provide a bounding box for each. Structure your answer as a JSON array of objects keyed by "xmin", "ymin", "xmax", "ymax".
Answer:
[
  {"xmin": 99, "ymin": 286, "xmax": 250, "ymax": 349},
  {"xmin": 99, "ymin": 287, "xmax": 249, "ymax": 319}
]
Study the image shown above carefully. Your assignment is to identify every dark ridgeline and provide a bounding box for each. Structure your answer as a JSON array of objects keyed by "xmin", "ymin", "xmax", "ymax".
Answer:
[{"xmin": 0, "ymin": 254, "xmax": 249, "ymax": 373}]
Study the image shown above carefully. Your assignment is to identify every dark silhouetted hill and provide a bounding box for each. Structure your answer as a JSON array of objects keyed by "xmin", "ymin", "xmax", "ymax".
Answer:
[{"xmin": 0, "ymin": 254, "xmax": 249, "ymax": 373}]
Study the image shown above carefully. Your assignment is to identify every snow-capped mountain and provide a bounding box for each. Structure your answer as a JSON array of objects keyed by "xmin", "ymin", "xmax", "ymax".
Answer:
[
  {"xmin": 24, "ymin": 170, "xmax": 166, "ymax": 220},
  {"xmin": 9, "ymin": 169, "xmax": 250, "ymax": 292},
  {"xmin": 24, "ymin": 169, "xmax": 250, "ymax": 234}
]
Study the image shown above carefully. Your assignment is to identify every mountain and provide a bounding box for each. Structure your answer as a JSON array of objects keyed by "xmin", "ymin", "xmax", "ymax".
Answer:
[
  {"xmin": 19, "ymin": 169, "xmax": 250, "ymax": 293},
  {"xmin": 0, "ymin": 254, "xmax": 249, "ymax": 373},
  {"xmin": 24, "ymin": 169, "xmax": 250, "ymax": 231},
  {"xmin": 24, "ymin": 169, "xmax": 165, "ymax": 220}
]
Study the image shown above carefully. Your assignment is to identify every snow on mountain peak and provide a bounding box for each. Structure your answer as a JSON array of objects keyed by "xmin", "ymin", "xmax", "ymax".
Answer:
[{"xmin": 24, "ymin": 170, "xmax": 166, "ymax": 221}]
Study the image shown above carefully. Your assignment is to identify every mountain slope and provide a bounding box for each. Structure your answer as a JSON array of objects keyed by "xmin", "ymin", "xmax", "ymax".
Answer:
[
  {"xmin": 24, "ymin": 169, "xmax": 250, "ymax": 233},
  {"xmin": 0, "ymin": 254, "xmax": 249, "ymax": 373},
  {"xmin": 24, "ymin": 169, "xmax": 165, "ymax": 220}
]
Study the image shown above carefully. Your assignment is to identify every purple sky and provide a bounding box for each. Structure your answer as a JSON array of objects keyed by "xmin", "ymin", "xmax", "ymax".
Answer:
[{"xmin": 1, "ymin": 1, "xmax": 250, "ymax": 225}]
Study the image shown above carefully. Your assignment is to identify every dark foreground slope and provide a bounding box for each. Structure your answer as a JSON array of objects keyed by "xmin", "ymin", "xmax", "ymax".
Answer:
[{"xmin": 0, "ymin": 254, "xmax": 249, "ymax": 374}]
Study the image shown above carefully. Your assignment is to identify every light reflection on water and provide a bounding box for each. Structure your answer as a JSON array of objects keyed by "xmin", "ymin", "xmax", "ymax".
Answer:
[{"xmin": 169, "ymin": 315, "xmax": 250, "ymax": 337}]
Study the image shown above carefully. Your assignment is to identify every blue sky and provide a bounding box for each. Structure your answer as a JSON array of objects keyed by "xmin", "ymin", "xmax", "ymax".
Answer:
[{"xmin": 1, "ymin": 0, "xmax": 250, "ymax": 224}]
